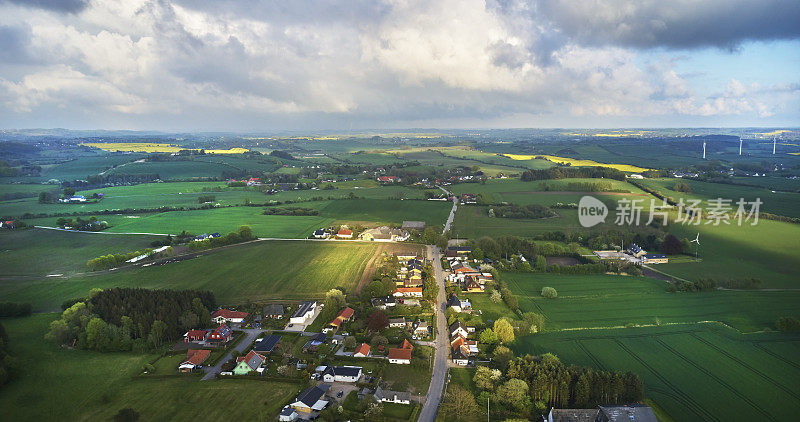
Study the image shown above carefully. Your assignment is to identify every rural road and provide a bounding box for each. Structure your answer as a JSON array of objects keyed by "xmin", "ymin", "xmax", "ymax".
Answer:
[
  {"xmin": 201, "ymin": 328, "xmax": 264, "ymax": 380},
  {"xmin": 438, "ymin": 186, "xmax": 458, "ymax": 234},
  {"xmin": 419, "ymin": 245, "xmax": 449, "ymax": 422}
]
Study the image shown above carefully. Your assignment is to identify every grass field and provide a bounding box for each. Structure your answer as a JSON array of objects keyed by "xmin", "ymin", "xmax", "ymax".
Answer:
[
  {"xmin": 0, "ymin": 240, "xmax": 388, "ymax": 311},
  {"xmin": 514, "ymin": 324, "xmax": 800, "ymax": 422},
  {"xmin": 636, "ymin": 177, "xmax": 800, "ymax": 218},
  {"xmin": 0, "ymin": 314, "xmax": 302, "ymax": 421},
  {"xmin": 504, "ymin": 273, "xmax": 800, "ymax": 332},
  {"xmin": 0, "ymin": 228, "xmax": 158, "ymax": 276},
  {"xmin": 81, "ymin": 142, "xmax": 249, "ymax": 154}
]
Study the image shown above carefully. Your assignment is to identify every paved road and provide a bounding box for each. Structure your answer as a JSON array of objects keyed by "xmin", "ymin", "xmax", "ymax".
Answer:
[
  {"xmin": 437, "ymin": 186, "xmax": 458, "ymax": 234},
  {"xmin": 419, "ymin": 245, "xmax": 449, "ymax": 422},
  {"xmin": 201, "ymin": 328, "xmax": 264, "ymax": 380}
]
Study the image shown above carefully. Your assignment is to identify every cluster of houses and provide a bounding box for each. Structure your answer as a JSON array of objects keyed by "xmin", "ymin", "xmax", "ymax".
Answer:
[
  {"xmin": 376, "ymin": 175, "xmax": 401, "ymax": 183},
  {"xmin": 449, "ymin": 321, "xmax": 479, "ymax": 366},
  {"xmin": 227, "ymin": 177, "xmax": 262, "ymax": 186},
  {"xmin": 59, "ymin": 195, "xmax": 88, "ymax": 203},
  {"xmin": 445, "ymin": 246, "xmax": 492, "ymax": 293},
  {"xmin": 626, "ymin": 244, "xmax": 668, "ymax": 264},
  {"xmin": 312, "ymin": 226, "xmax": 411, "ymax": 242},
  {"xmin": 392, "ymin": 255, "xmax": 426, "ymax": 297}
]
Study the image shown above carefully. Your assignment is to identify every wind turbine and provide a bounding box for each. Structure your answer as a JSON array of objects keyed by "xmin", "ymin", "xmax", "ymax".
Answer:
[
  {"xmin": 703, "ymin": 141, "xmax": 706, "ymax": 159},
  {"xmin": 690, "ymin": 233, "xmax": 700, "ymax": 261},
  {"xmin": 739, "ymin": 138, "xmax": 743, "ymax": 156}
]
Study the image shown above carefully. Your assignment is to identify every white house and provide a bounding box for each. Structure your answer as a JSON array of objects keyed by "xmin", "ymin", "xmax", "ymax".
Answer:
[
  {"xmin": 322, "ymin": 366, "xmax": 362, "ymax": 383},
  {"xmin": 374, "ymin": 386, "xmax": 411, "ymax": 405},
  {"xmin": 289, "ymin": 301, "xmax": 317, "ymax": 324},
  {"xmin": 448, "ymin": 297, "xmax": 471, "ymax": 313},
  {"xmin": 388, "ymin": 318, "xmax": 407, "ymax": 328},
  {"xmin": 210, "ymin": 309, "xmax": 248, "ymax": 324},
  {"xmin": 449, "ymin": 321, "xmax": 469, "ymax": 339}
]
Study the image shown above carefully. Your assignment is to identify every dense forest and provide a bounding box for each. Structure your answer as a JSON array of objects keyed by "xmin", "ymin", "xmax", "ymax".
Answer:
[{"xmin": 45, "ymin": 288, "xmax": 215, "ymax": 352}]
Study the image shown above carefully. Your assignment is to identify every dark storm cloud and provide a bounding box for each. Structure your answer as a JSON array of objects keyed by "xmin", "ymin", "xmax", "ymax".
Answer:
[
  {"xmin": 535, "ymin": 0, "xmax": 800, "ymax": 50},
  {"xmin": 2, "ymin": 0, "xmax": 88, "ymax": 14},
  {"xmin": 0, "ymin": 24, "xmax": 32, "ymax": 63}
]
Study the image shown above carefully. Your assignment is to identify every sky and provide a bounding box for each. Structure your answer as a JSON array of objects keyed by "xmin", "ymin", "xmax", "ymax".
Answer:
[{"xmin": 0, "ymin": 0, "xmax": 798, "ymax": 131}]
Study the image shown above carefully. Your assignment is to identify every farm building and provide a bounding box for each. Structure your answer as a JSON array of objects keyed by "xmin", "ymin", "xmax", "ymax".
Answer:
[
  {"xmin": 627, "ymin": 244, "xmax": 647, "ymax": 258},
  {"xmin": 336, "ymin": 229, "xmax": 353, "ymax": 239},
  {"xmin": 641, "ymin": 254, "xmax": 668, "ymax": 264},
  {"xmin": 358, "ymin": 226, "xmax": 410, "ymax": 242},
  {"xmin": 313, "ymin": 229, "xmax": 329, "ymax": 239},
  {"xmin": 401, "ymin": 220, "xmax": 426, "ymax": 230},
  {"xmin": 377, "ymin": 176, "xmax": 400, "ymax": 183}
]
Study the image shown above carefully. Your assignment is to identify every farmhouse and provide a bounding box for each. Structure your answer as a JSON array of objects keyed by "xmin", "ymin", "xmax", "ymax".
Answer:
[
  {"xmin": 359, "ymin": 226, "xmax": 410, "ymax": 242},
  {"xmin": 641, "ymin": 254, "xmax": 668, "ymax": 264},
  {"xmin": 336, "ymin": 229, "xmax": 353, "ymax": 239},
  {"xmin": 211, "ymin": 309, "xmax": 248, "ymax": 325},
  {"xmin": 313, "ymin": 229, "xmax": 329, "ymax": 239},
  {"xmin": 290, "ymin": 301, "xmax": 317, "ymax": 324},
  {"xmin": 253, "ymin": 334, "xmax": 281, "ymax": 353},
  {"xmin": 377, "ymin": 175, "xmax": 400, "ymax": 183},
  {"xmin": 233, "ymin": 350, "xmax": 266, "ymax": 375},
  {"xmin": 393, "ymin": 286, "xmax": 423, "ymax": 297},
  {"xmin": 207, "ymin": 324, "xmax": 233, "ymax": 343},
  {"xmin": 349, "ymin": 343, "xmax": 370, "ymax": 358},
  {"xmin": 322, "ymin": 365, "xmax": 363, "ymax": 383},
  {"xmin": 627, "ymin": 244, "xmax": 647, "ymax": 258},
  {"xmin": 289, "ymin": 384, "xmax": 330, "ymax": 417},
  {"xmin": 387, "ymin": 339, "xmax": 414, "ymax": 364},
  {"xmin": 596, "ymin": 405, "xmax": 657, "ymax": 422},
  {"xmin": 178, "ymin": 349, "xmax": 210, "ymax": 372},
  {"xmin": 263, "ymin": 304, "xmax": 285, "ymax": 319},
  {"xmin": 183, "ymin": 329, "xmax": 208, "ymax": 343},
  {"xmin": 59, "ymin": 195, "xmax": 87, "ymax": 203}
]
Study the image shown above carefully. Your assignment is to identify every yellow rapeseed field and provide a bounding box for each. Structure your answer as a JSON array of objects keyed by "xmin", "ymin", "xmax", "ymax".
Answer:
[
  {"xmin": 503, "ymin": 154, "xmax": 652, "ymax": 172},
  {"xmin": 81, "ymin": 143, "xmax": 248, "ymax": 154}
]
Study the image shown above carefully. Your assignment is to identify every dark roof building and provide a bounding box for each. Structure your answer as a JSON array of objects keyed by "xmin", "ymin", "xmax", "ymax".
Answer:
[
  {"xmin": 263, "ymin": 304, "xmax": 285, "ymax": 317},
  {"xmin": 292, "ymin": 301, "xmax": 316, "ymax": 318},
  {"xmin": 254, "ymin": 334, "xmax": 281, "ymax": 353},
  {"xmin": 596, "ymin": 405, "xmax": 658, "ymax": 422},
  {"xmin": 295, "ymin": 384, "xmax": 330, "ymax": 408}
]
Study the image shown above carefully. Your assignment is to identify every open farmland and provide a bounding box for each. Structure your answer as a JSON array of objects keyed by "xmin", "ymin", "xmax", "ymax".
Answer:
[
  {"xmin": 0, "ymin": 314, "xmax": 302, "ymax": 421},
  {"xmin": 502, "ymin": 154, "xmax": 653, "ymax": 172},
  {"xmin": 81, "ymin": 142, "xmax": 249, "ymax": 154},
  {"xmin": 636, "ymin": 177, "xmax": 800, "ymax": 218},
  {"xmin": 0, "ymin": 240, "xmax": 391, "ymax": 311},
  {"xmin": 514, "ymin": 324, "xmax": 800, "ymax": 422},
  {"xmin": 0, "ymin": 228, "xmax": 158, "ymax": 276},
  {"xmin": 504, "ymin": 273, "xmax": 800, "ymax": 332}
]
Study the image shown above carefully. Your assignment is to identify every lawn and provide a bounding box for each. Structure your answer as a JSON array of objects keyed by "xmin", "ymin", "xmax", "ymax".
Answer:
[
  {"xmin": 0, "ymin": 228, "xmax": 159, "ymax": 276},
  {"xmin": 0, "ymin": 314, "xmax": 302, "ymax": 421},
  {"xmin": 0, "ymin": 240, "xmax": 384, "ymax": 311},
  {"xmin": 513, "ymin": 324, "xmax": 800, "ymax": 422},
  {"xmin": 504, "ymin": 273, "xmax": 800, "ymax": 333}
]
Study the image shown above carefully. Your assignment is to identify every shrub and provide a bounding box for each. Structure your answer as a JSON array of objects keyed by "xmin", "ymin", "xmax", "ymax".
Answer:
[
  {"xmin": 541, "ymin": 287, "xmax": 558, "ymax": 299},
  {"xmin": 776, "ymin": 317, "xmax": 800, "ymax": 332}
]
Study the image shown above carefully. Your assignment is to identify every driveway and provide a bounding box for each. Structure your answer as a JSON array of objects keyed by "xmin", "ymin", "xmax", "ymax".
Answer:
[
  {"xmin": 201, "ymin": 328, "xmax": 264, "ymax": 380},
  {"xmin": 418, "ymin": 245, "xmax": 449, "ymax": 422},
  {"xmin": 438, "ymin": 186, "xmax": 458, "ymax": 234}
]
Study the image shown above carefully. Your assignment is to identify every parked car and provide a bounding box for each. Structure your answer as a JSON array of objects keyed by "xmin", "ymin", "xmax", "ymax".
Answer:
[{"xmin": 337, "ymin": 391, "xmax": 343, "ymax": 398}]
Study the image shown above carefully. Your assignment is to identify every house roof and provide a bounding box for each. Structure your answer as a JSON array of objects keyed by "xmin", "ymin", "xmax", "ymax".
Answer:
[
  {"xmin": 394, "ymin": 287, "xmax": 422, "ymax": 294},
  {"xmin": 254, "ymin": 335, "xmax": 281, "ymax": 353},
  {"xmin": 211, "ymin": 309, "xmax": 248, "ymax": 320},
  {"xmin": 296, "ymin": 385, "xmax": 328, "ymax": 408},
  {"xmin": 329, "ymin": 308, "xmax": 353, "ymax": 328},
  {"xmin": 548, "ymin": 409, "xmax": 599, "ymax": 422},
  {"xmin": 449, "ymin": 321, "xmax": 467, "ymax": 334},
  {"xmin": 183, "ymin": 349, "xmax": 211, "ymax": 366},
  {"xmin": 354, "ymin": 343, "xmax": 370, "ymax": 356},
  {"xmin": 373, "ymin": 386, "xmax": 411, "ymax": 402},
  {"xmin": 292, "ymin": 301, "xmax": 316, "ymax": 318},
  {"xmin": 387, "ymin": 347, "xmax": 413, "ymax": 360},
  {"xmin": 238, "ymin": 350, "xmax": 266, "ymax": 371},
  {"xmin": 210, "ymin": 324, "xmax": 232, "ymax": 338},
  {"xmin": 185, "ymin": 329, "xmax": 207, "ymax": 338},
  {"xmin": 263, "ymin": 304, "xmax": 285, "ymax": 315},
  {"xmin": 337, "ymin": 229, "xmax": 352, "ymax": 235},
  {"xmin": 399, "ymin": 339, "xmax": 414, "ymax": 350},
  {"xmin": 597, "ymin": 405, "xmax": 658, "ymax": 422},
  {"xmin": 643, "ymin": 254, "xmax": 667, "ymax": 259},
  {"xmin": 313, "ymin": 229, "xmax": 326, "ymax": 235},
  {"xmin": 389, "ymin": 318, "xmax": 406, "ymax": 324},
  {"xmin": 324, "ymin": 366, "xmax": 362, "ymax": 378}
]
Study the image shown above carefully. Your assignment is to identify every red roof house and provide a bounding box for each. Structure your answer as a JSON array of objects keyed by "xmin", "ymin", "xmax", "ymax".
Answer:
[
  {"xmin": 211, "ymin": 309, "xmax": 248, "ymax": 324},
  {"xmin": 354, "ymin": 343, "xmax": 371, "ymax": 358},
  {"xmin": 179, "ymin": 349, "xmax": 211, "ymax": 371},
  {"xmin": 184, "ymin": 329, "xmax": 208, "ymax": 343},
  {"xmin": 328, "ymin": 307, "xmax": 355, "ymax": 329},
  {"xmin": 208, "ymin": 324, "xmax": 233, "ymax": 343},
  {"xmin": 336, "ymin": 229, "xmax": 353, "ymax": 238}
]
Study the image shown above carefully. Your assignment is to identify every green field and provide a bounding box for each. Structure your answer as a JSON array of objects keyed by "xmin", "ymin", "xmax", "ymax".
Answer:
[
  {"xmin": 637, "ymin": 177, "xmax": 800, "ymax": 218},
  {"xmin": 514, "ymin": 324, "xmax": 800, "ymax": 422},
  {"xmin": 0, "ymin": 240, "xmax": 384, "ymax": 311},
  {"xmin": 662, "ymin": 217, "xmax": 800, "ymax": 289},
  {"xmin": 0, "ymin": 314, "xmax": 302, "ymax": 421},
  {"xmin": 452, "ymin": 205, "xmax": 583, "ymax": 238},
  {"xmin": 504, "ymin": 273, "xmax": 800, "ymax": 332},
  {"xmin": 0, "ymin": 228, "xmax": 158, "ymax": 276}
]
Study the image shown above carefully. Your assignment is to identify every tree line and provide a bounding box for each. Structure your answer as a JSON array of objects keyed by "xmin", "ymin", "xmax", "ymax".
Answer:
[
  {"xmin": 490, "ymin": 203, "xmax": 555, "ymax": 219},
  {"xmin": 0, "ymin": 302, "xmax": 32, "ymax": 317},
  {"xmin": 521, "ymin": 166, "xmax": 627, "ymax": 181},
  {"xmin": 45, "ymin": 288, "xmax": 215, "ymax": 352}
]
